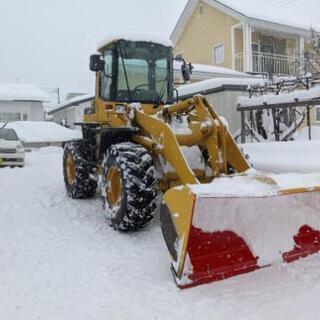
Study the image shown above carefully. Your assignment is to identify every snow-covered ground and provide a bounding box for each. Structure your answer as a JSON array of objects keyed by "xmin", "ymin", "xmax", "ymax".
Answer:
[
  {"xmin": 2, "ymin": 147, "xmax": 320, "ymax": 320},
  {"xmin": 295, "ymin": 126, "xmax": 320, "ymax": 141}
]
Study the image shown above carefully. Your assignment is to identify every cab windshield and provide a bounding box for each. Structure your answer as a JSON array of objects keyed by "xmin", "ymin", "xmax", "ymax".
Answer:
[{"xmin": 100, "ymin": 40, "xmax": 173, "ymax": 104}]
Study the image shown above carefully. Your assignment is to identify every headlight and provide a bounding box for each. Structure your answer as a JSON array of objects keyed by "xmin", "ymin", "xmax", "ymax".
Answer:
[{"xmin": 16, "ymin": 145, "xmax": 24, "ymax": 153}]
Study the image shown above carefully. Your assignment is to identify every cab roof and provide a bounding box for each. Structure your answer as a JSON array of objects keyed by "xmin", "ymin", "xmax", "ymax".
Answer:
[{"xmin": 97, "ymin": 33, "xmax": 173, "ymax": 51}]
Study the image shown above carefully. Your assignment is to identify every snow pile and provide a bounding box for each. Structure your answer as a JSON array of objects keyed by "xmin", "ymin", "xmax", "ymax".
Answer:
[
  {"xmin": 192, "ymin": 188, "xmax": 320, "ymax": 266},
  {"xmin": 173, "ymin": 61, "xmax": 254, "ymax": 78},
  {"xmin": 0, "ymin": 83, "xmax": 49, "ymax": 102},
  {"xmin": 98, "ymin": 33, "xmax": 172, "ymax": 49},
  {"xmin": 189, "ymin": 170, "xmax": 320, "ymax": 266},
  {"xmin": 2, "ymin": 121, "xmax": 81, "ymax": 143},
  {"xmin": 189, "ymin": 170, "xmax": 320, "ymax": 197},
  {"xmin": 295, "ymin": 126, "xmax": 320, "ymax": 140},
  {"xmin": 189, "ymin": 170, "xmax": 278, "ymax": 197},
  {"xmin": 238, "ymin": 85, "xmax": 320, "ymax": 108},
  {"xmin": 178, "ymin": 77, "xmax": 263, "ymax": 97},
  {"xmin": 242, "ymin": 140, "xmax": 320, "ymax": 173}
]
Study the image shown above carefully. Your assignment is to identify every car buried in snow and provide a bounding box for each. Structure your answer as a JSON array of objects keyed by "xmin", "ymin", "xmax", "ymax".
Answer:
[{"xmin": 0, "ymin": 128, "xmax": 25, "ymax": 167}]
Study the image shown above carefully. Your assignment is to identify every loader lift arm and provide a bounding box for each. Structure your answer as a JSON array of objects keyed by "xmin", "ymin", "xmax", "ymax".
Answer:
[{"xmin": 133, "ymin": 95, "xmax": 250, "ymax": 186}]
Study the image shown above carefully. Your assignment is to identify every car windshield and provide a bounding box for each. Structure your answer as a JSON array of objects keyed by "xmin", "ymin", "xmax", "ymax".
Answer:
[{"xmin": 0, "ymin": 128, "xmax": 19, "ymax": 141}]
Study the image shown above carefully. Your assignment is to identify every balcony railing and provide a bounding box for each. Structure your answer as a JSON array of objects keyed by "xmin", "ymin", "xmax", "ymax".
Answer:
[{"xmin": 235, "ymin": 51, "xmax": 303, "ymax": 76}]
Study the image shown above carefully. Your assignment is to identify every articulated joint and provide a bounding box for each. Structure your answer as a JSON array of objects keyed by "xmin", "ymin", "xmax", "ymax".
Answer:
[{"xmin": 175, "ymin": 120, "xmax": 213, "ymax": 146}]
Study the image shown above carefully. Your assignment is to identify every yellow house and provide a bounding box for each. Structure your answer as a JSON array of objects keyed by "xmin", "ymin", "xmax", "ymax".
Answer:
[{"xmin": 171, "ymin": 0, "xmax": 318, "ymax": 76}]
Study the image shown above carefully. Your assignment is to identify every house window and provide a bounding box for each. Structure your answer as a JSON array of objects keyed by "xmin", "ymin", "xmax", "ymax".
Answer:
[
  {"xmin": 0, "ymin": 112, "xmax": 21, "ymax": 122},
  {"xmin": 252, "ymin": 42, "xmax": 260, "ymax": 53},
  {"xmin": 261, "ymin": 44, "xmax": 274, "ymax": 54},
  {"xmin": 316, "ymin": 107, "xmax": 320, "ymax": 122},
  {"xmin": 213, "ymin": 44, "xmax": 224, "ymax": 64},
  {"xmin": 23, "ymin": 114, "xmax": 28, "ymax": 121}
]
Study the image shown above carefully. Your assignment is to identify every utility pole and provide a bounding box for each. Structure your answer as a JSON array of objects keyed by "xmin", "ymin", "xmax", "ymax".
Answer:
[{"xmin": 57, "ymin": 87, "xmax": 61, "ymax": 104}]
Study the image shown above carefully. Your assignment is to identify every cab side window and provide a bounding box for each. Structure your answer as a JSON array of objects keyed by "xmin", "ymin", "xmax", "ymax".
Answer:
[{"xmin": 100, "ymin": 50, "xmax": 113, "ymax": 100}]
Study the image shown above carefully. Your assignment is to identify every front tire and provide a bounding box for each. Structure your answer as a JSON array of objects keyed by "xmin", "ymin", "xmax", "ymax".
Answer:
[
  {"xmin": 101, "ymin": 142, "xmax": 158, "ymax": 232},
  {"xmin": 63, "ymin": 141, "xmax": 97, "ymax": 199}
]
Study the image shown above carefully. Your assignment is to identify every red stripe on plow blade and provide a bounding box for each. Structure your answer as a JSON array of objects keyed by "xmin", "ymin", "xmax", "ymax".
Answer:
[
  {"xmin": 283, "ymin": 225, "xmax": 320, "ymax": 263},
  {"xmin": 178, "ymin": 226, "xmax": 260, "ymax": 289},
  {"xmin": 179, "ymin": 225, "xmax": 320, "ymax": 289}
]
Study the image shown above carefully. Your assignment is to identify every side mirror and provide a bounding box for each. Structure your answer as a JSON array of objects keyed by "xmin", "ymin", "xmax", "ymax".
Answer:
[
  {"xmin": 181, "ymin": 62, "xmax": 194, "ymax": 82},
  {"xmin": 89, "ymin": 54, "xmax": 105, "ymax": 72},
  {"xmin": 174, "ymin": 57, "xmax": 193, "ymax": 82}
]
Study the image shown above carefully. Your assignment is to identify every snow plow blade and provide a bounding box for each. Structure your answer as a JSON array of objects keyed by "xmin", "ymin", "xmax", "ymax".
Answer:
[{"xmin": 160, "ymin": 175, "xmax": 320, "ymax": 289}]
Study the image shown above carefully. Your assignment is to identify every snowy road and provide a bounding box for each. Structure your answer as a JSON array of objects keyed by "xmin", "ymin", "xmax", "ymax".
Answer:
[{"xmin": 2, "ymin": 147, "xmax": 320, "ymax": 320}]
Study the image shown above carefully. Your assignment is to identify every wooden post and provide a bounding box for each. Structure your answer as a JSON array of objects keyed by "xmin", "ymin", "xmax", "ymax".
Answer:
[
  {"xmin": 307, "ymin": 105, "xmax": 312, "ymax": 140},
  {"xmin": 241, "ymin": 110, "xmax": 245, "ymax": 143},
  {"xmin": 272, "ymin": 108, "xmax": 280, "ymax": 141}
]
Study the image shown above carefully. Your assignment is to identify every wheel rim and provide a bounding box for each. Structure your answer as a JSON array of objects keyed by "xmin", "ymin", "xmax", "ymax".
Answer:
[
  {"xmin": 106, "ymin": 166, "xmax": 122, "ymax": 209},
  {"xmin": 66, "ymin": 153, "xmax": 76, "ymax": 185}
]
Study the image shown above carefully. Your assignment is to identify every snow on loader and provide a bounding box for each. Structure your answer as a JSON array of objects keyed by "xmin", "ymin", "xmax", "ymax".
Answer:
[{"xmin": 63, "ymin": 36, "xmax": 320, "ymax": 288}]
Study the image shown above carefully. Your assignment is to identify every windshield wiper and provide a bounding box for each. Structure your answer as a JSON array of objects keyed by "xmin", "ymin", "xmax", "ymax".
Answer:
[
  {"xmin": 118, "ymin": 43, "xmax": 132, "ymax": 101},
  {"xmin": 156, "ymin": 77, "xmax": 168, "ymax": 106}
]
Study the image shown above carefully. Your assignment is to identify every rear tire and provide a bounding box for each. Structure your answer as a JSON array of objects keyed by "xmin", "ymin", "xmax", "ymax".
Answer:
[
  {"xmin": 63, "ymin": 141, "xmax": 97, "ymax": 199},
  {"xmin": 101, "ymin": 142, "xmax": 158, "ymax": 232}
]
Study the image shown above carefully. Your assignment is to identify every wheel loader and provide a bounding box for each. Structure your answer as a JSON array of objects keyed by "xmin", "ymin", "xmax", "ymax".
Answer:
[{"xmin": 63, "ymin": 35, "xmax": 320, "ymax": 288}]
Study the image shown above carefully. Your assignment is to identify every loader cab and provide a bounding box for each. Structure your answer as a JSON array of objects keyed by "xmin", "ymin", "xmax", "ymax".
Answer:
[{"xmin": 91, "ymin": 39, "xmax": 174, "ymax": 105}]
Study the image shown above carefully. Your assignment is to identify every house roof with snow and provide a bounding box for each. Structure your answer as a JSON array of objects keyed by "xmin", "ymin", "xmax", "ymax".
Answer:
[
  {"xmin": 177, "ymin": 77, "xmax": 263, "ymax": 98},
  {"xmin": 174, "ymin": 61, "xmax": 258, "ymax": 81},
  {"xmin": 47, "ymin": 93, "xmax": 94, "ymax": 115},
  {"xmin": 171, "ymin": 0, "xmax": 319, "ymax": 44},
  {"xmin": 237, "ymin": 85, "xmax": 320, "ymax": 110},
  {"xmin": 0, "ymin": 83, "xmax": 50, "ymax": 102}
]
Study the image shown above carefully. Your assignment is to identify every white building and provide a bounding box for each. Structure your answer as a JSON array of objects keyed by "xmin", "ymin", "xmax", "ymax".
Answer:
[
  {"xmin": 177, "ymin": 76, "xmax": 262, "ymax": 134},
  {"xmin": 173, "ymin": 61, "xmax": 258, "ymax": 83},
  {"xmin": 0, "ymin": 83, "xmax": 49, "ymax": 122},
  {"xmin": 47, "ymin": 94, "xmax": 93, "ymax": 129}
]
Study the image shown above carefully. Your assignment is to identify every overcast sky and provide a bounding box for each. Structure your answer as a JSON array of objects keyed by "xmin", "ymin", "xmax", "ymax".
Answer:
[{"xmin": 0, "ymin": 0, "xmax": 187, "ymax": 103}]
